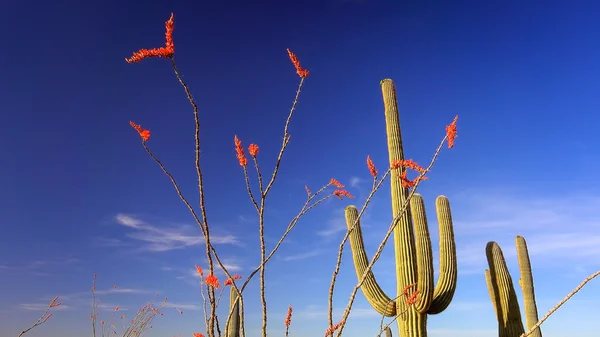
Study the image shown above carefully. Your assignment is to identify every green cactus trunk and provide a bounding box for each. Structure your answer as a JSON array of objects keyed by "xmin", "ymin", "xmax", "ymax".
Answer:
[
  {"xmin": 227, "ymin": 287, "xmax": 241, "ymax": 337},
  {"xmin": 345, "ymin": 79, "xmax": 458, "ymax": 337},
  {"xmin": 485, "ymin": 236, "xmax": 542, "ymax": 337}
]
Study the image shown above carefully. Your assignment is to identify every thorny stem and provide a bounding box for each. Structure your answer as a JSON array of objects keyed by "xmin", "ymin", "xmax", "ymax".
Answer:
[
  {"xmin": 17, "ymin": 300, "xmax": 57, "ymax": 337},
  {"xmin": 333, "ymin": 134, "xmax": 450, "ymax": 337},
  {"xmin": 263, "ymin": 78, "xmax": 305, "ymax": 196},
  {"xmin": 92, "ymin": 277, "xmax": 98, "ymax": 337},
  {"xmin": 259, "ymin": 203, "xmax": 268, "ymax": 337},
  {"xmin": 169, "ymin": 58, "xmax": 219, "ymax": 337},
  {"xmin": 243, "ymin": 166, "xmax": 260, "ymax": 212},
  {"xmin": 520, "ymin": 270, "xmax": 600, "ymax": 337},
  {"xmin": 200, "ymin": 280, "xmax": 209, "ymax": 331},
  {"xmin": 141, "ymin": 142, "xmax": 243, "ymax": 337},
  {"xmin": 223, "ymin": 186, "xmax": 334, "ymax": 336},
  {"xmin": 225, "ymin": 77, "xmax": 307, "ymax": 337}
]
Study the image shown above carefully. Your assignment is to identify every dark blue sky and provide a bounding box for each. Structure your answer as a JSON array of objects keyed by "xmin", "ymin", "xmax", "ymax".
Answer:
[{"xmin": 2, "ymin": 1, "xmax": 600, "ymax": 337}]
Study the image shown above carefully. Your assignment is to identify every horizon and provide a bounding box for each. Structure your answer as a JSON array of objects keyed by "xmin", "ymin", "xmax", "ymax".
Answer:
[{"xmin": 1, "ymin": 0, "xmax": 599, "ymax": 337}]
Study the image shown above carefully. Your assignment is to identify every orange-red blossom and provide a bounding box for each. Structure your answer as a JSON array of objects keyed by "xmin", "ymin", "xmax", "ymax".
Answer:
[
  {"xmin": 401, "ymin": 283, "xmax": 420, "ymax": 306},
  {"xmin": 205, "ymin": 274, "xmax": 220, "ymax": 289},
  {"xmin": 195, "ymin": 264, "xmax": 203, "ymax": 277},
  {"xmin": 248, "ymin": 144, "xmax": 259, "ymax": 157},
  {"xmin": 223, "ymin": 274, "xmax": 243, "ymax": 286},
  {"xmin": 125, "ymin": 13, "xmax": 175, "ymax": 63},
  {"xmin": 284, "ymin": 305, "xmax": 293, "ymax": 327},
  {"xmin": 193, "ymin": 333, "xmax": 205, "ymax": 337},
  {"xmin": 234, "ymin": 135, "xmax": 248, "ymax": 166},
  {"xmin": 287, "ymin": 48, "xmax": 309, "ymax": 78},
  {"xmin": 130, "ymin": 121, "xmax": 151, "ymax": 141},
  {"xmin": 333, "ymin": 189, "xmax": 354, "ymax": 200},
  {"xmin": 366, "ymin": 155, "xmax": 377, "ymax": 177},
  {"xmin": 49, "ymin": 296, "xmax": 62, "ymax": 308},
  {"xmin": 446, "ymin": 115, "xmax": 458, "ymax": 148},
  {"xmin": 324, "ymin": 320, "xmax": 345, "ymax": 337},
  {"xmin": 329, "ymin": 178, "xmax": 344, "ymax": 188}
]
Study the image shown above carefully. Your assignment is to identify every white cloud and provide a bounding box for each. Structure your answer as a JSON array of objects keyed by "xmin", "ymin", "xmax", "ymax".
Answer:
[
  {"xmin": 279, "ymin": 249, "xmax": 324, "ymax": 261},
  {"xmin": 114, "ymin": 214, "xmax": 239, "ymax": 252},
  {"xmin": 449, "ymin": 190, "xmax": 600, "ymax": 273},
  {"xmin": 18, "ymin": 303, "xmax": 70, "ymax": 311},
  {"xmin": 95, "ymin": 288, "xmax": 152, "ymax": 295},
  {"xmin": 300, "ymin": 305, "xmax": 380, "ymax": 319},
  {"xmin": 317, "ymin": 216, "xmax": 347, "ymax": 237},
  {"xmin": 349, "ymin": 176, "xmax": 363, "ymax": 188},
  {"xmin": 164, "ymin": 302, "xmax": 202, "ymax": 311}
]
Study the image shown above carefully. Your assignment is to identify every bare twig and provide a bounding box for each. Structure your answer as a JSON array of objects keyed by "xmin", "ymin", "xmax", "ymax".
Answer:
[
  {"xmin": 17, "ymin": 296, "xmax": 61, "ymax": 337},
  {"xmin": 169, "ymin": 58, "xmax": 218, "ymax": 337},
  {"xmin": 520, "ymin": 270, "xmax": 600, "ymax": 337}
]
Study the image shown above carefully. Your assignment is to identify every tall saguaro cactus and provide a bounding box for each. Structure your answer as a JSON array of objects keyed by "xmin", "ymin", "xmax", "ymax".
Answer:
[
  {"xmin": 485, "ymin": 236, "xmax": 542, "ymax": 337},
  {"xmin": 345, "ymin": 79, "xmax": 458, "ymax": 337}
]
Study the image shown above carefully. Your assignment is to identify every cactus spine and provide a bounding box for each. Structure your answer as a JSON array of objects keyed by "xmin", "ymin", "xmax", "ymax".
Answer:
[
  {"xmin": 345, "ymin": 79, "xmax": 458, "ymax": 337},
  {"xmin": 485, "ymin": 236, "xmax": 542, "ymax": 337}
]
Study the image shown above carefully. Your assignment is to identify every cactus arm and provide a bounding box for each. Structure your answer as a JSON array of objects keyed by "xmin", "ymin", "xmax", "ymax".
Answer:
[
  {"xmin": 486, "ymin": 242, "xmax": 525, "ymax": 337},
  {"xmin": 427, "ymin": 196, "xmax": 458, "ymax": 314},
  {"xmin": 384, "ymin": 326, "xmax": 393, "ymax": 337},
  {"xmin": 345, "ymin": 205, "xmax": 397, "ymax": 316},
  {"xmin": 484, "ymin": 269, "xmax": 500, "ymax": 319},
  {"xmin": 516, "ymin": 236, "xmax": 542, "ymax": 337},
  {"xmin": 408, "ymin": 194, "xmax": 434, "ymax": 314},
  {"xmin": 227, "ymin": 287, "xmax": 240, "ymax": 337}
]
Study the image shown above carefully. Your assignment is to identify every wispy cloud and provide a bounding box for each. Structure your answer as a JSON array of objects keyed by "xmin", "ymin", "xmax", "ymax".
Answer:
[
  {"xmin": 0, "ymin": 258, "xmax": 80, "ymax": 275},
  {"xmin": 316, "ymin": 216, "xmax": 347, "ymax": 237},
  {"xmin": 114, "ymin": 214, "xmax": 239, "ymax": 252},
  {"xmin": 164, "ymin": 302, "xmax": 202, "ymax": 311},
  {"xmin": 18, "ymin": 303, "xmax": 70, "ymax": 311},
  {"xmin": 279, "ymin": 249, "xmax": 324, "ymax": 261},
  {"xmin": 94, "ymin": 288, "xmax": 152, "ymax": 295},
  {"xmin": 299, "ymin": 305, "xmax": 380, "ymax": 319},
  {"xmin": 349, "ymin": 176, "xmax": 364, "ymax": 188},
  {"xmin": 451, "ymin": 189, "xmax": 600, "ymax": 273},
  {"xmin": 97, "ymin": 303, "xmax": 126, "ymax": 311}
]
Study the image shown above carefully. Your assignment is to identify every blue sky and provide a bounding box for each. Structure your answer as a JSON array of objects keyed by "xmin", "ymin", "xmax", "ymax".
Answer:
[{"xmin": 1, "ymin": 0, "xmax": 599, "ymax": 336}]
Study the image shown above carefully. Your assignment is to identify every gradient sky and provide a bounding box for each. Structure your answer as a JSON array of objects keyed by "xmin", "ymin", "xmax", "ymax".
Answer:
[{"xmin": 1, "ymin": 0, "xmax": 600, "ymax": 336}]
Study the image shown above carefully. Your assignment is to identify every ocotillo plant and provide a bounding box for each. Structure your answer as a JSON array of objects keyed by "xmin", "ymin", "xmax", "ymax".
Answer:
[
  {"xmin": 485, "ymin": 236, "xmax": 542, "ymax": 337},
  {"xmin": 344, "ymin": 79, "xmax": 458, "ymax": 337}
]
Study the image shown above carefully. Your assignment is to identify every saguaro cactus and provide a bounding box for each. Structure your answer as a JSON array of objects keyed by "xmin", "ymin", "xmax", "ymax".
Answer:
[
  {"xmin": 485, "ymin": 236, "xmax": 542, "ymax": 337},
  {"xmin": 345, "ymin": 79, "xmax": 458, "ymax": 337},
  {"xmin": 227, "ymin": 287, "xmax": 241, "ymax": 337}
]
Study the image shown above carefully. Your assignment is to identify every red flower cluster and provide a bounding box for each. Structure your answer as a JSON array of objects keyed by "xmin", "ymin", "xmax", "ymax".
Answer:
[{"xmin": 125, "ymin": 13, "xmax": 175, "ymax": 63}]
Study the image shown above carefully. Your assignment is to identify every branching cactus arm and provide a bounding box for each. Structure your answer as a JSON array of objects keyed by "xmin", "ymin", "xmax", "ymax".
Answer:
[
  {"xmin": 516, "ymin": 236, "xmax": 541, "ymax": 337},
  {"xmin": 485, "ymin": 237, "xmax": 543, "ymax": 337},
  {"xmin": 426, "ymin": 196, "xmax": 457, "ymax": 314},
  {"xmin": 485, "ymin": 242, "xmax": 526, "ymax": 337},
  {"xmin": 346, "ymin": 206, "xmax": 396, "ymax": 316},
  {"xmin": 408, "ymin": 194, "xmax": 434, "ymax": 314}
]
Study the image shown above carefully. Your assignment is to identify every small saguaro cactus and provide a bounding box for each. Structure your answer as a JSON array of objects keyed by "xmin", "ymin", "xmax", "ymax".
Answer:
[
  {"xmin": 485, "ymin": 236, "xmax": 542, "ymax": 337},
  {"xmin": 227, "ymin": 287, "xmax": 241, "ymax": 337},
  {"xmin": 345, "ymin": 79, "xmax": 458, "ymax": 337}
]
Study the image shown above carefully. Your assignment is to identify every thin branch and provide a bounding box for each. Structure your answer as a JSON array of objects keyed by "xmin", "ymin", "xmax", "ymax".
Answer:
[{"xmin": 520, "ymin": 270, "xmax": 600, "ymax": 337}]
